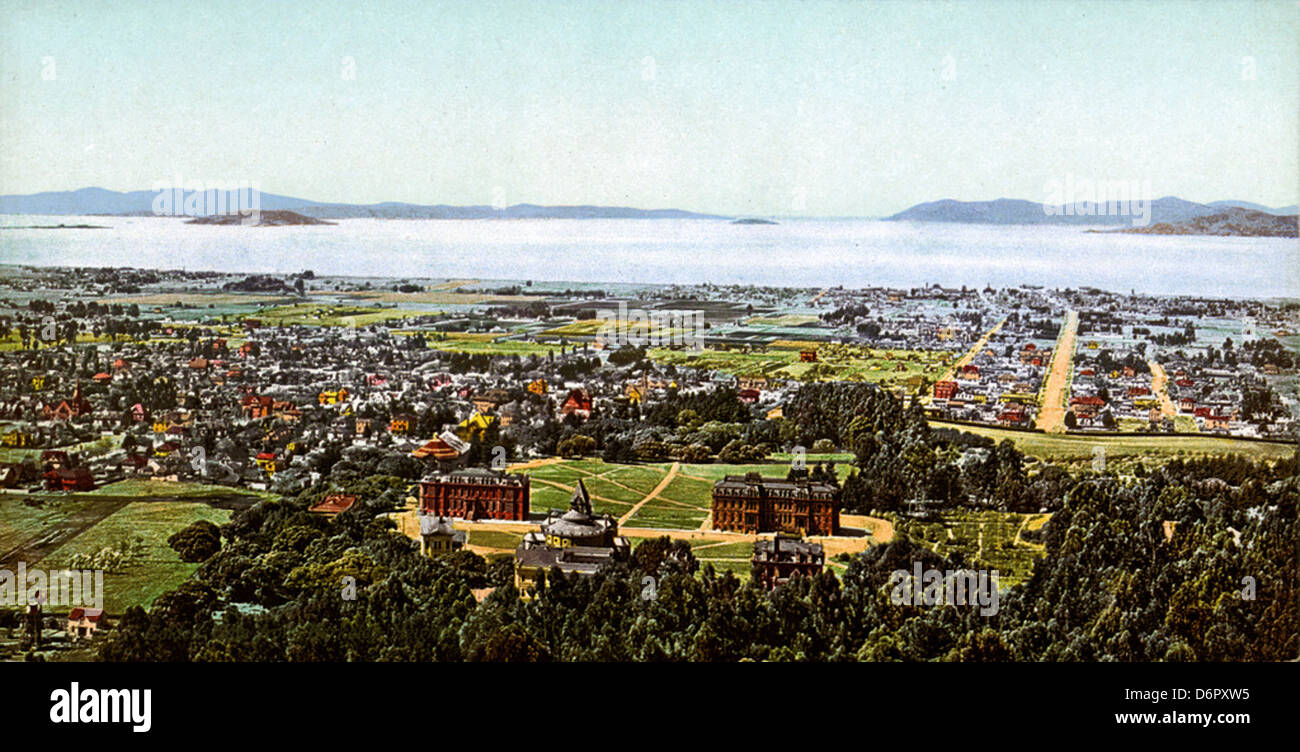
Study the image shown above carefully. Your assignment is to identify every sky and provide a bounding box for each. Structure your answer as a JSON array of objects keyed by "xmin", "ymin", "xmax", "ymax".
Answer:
[{"xmin": 1, "ymin": 0, "xmax": 1296, "ymax": 216}]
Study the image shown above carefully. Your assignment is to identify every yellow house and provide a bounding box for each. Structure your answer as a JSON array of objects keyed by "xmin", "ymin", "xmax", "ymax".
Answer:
[
  {"xmin": 318, "ymin": 388, "xmax": 350, "ymax": 405},
  {"xmin": 1, "ymin": 430, "xmax": 34, "ymax": 448},
  {"xmin": 625, "ymin": 384, "xmax": 643, "ymax": 404},
  {"xmin": 527, "ymin": 379, "xmax": 548, "ymax": 396},
  {"xmin": 255, "ymin": 452, "xmax": 278, "ymax": 475},
  {"xmin": 457, "ymin": 411, "xmax": 498, "ymax": 440}
]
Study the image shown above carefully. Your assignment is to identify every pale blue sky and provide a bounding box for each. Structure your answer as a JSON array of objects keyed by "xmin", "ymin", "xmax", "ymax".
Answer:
[{"xmin": 1, "ymin": 0, "xmax": 1296, "ymax": 215}]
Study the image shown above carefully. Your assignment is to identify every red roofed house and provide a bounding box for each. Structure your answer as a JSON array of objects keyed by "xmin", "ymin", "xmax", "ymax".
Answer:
[
  {"xmin": 561, "ymin": 389, "xmax": 593, "ymax": 418},
  {"xmin": 998, "ymin": 408, "xmax": 1028, "ymax": 426},
  {"xmin": 67, "ymin": 608, "xmax": 107, "ymax": 641},
  {"xmin": 241, "ymin": 395, "xmax": 274, "ymax": 419},
  {"xmin": 309, "ymin": 494, "xmax": 358, "ymax": 517},
  {"xmin": 1070, "ymin": 395, "xmax": 1106, "ymax": 416},
  {"xmin": 43, "ymin": 383, "xmax": 92, "ymax": 421},
  {"xmin": 44, "ymin": 466, "xmax": 95, "ymax": 492}
]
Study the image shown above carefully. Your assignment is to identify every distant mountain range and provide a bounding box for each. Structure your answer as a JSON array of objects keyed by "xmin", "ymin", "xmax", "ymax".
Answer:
[
  {"xmin": 0, "ymin": 187, "xmax": 730, "ymax": 220},
  {"xmin": 886, "ymin": 196, "xmax": 1298, "ymax": 225}
]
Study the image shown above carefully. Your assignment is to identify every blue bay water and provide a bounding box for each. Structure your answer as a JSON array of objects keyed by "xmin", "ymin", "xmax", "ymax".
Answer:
[{"xmin": 0, "ymin": 216, "xmax": 1296, "ymax": 299}]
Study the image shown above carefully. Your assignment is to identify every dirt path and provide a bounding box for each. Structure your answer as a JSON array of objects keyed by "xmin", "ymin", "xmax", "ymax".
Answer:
[
  {"xmin": 1035, "ymin": 310, "xmax": 1078, "ymax": 433},
  {"xmin": 1149, "ymin": 360, "xmax": 1178, "ymax": 418},
  {"xmin": 507, "ymin": 457, "xmax": 564, "ymax": 472},
  {"xmin": 619, "ymin": 462, "xmax": 680, "ymax": 526},
  {"xmin": 937, "ymin": 315, "xmax": 1008, "ymax": 383}
]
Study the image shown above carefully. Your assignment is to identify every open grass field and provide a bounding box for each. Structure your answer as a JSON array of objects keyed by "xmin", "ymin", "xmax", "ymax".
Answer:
[
  {"xmin": 424, "ymin": 333, "xmax": 560, "ymax": 356},
  {"xmin": 0, "ymin": 497, "xmax": 98, "ymax": 555},
  {"xmin": 1, "ymin": 480, "xmax": 272, "ymax": 613},
  {"xmin": 94, "ymin": 292, "xmax": 296, "ymax": 306},
  {"xmin": 36, "ymin": 501, "xmax": 233, "ymax": 614},
  {"xmin": 745, "ymin": 315, "xmax": 822, "ymax": 327},
  {"xmin": 511, "ymin": 457, "xmax": 846, "ymax": 531},
  {"xmin": 344, "ymin": 290, "xmax": 533, "ymax": 305},
  {"xmin": 894, "ymin": 510, "xmax": 1048, "ymax": 587},
  {"xmin": 72, "ymin": 479, "xmax": 276, "ymax": 502},
  {"xmin": 250, "ymin": 301, "xmax": 434, "ymax": 327},
  {"xmin": 928, "ymin": 420, "xmax": 1296, "ymax": 463},
  {"xmin": 1, "ymin": 492, "xmax": 237, "ymax": 614},
  {"xmin": 649, "ymin": 341, "xmax": 949, "ymax": 389}
]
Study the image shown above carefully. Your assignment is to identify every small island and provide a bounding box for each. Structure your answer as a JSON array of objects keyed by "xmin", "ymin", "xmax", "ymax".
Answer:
[
  {"xmin": 1094, "ymin": 207, "xmax": 1297, "ymax": 238},
  {"xmin": 732, "ymin": 217, "xmax": 778, "ymax": 225},
  {"xmin": 0, "ymin": 223, "xmax": 109, "ymax": 230},
  {"xmin": 185, "ymin": 210, "xmax": 335, "ymax": 226}
]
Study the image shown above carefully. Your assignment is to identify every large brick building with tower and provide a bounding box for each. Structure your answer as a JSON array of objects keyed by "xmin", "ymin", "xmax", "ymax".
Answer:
[
  {"xmin": 711, "ymin": 472, "xmax": 840, "ymax": 535},
  {"xmin": 417, "ymin": 468, "xmax": 530, "ymax": 521}
]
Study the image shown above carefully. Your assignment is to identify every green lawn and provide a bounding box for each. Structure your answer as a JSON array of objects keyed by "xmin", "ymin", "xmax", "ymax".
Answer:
[
  {"xmin": 928, "ymin": 421, "xmax": 1296, "ymax": 462},
  {"xmin": 688, "ymin": 540, "xmax": 754, "ymax": 559},
  {"xmin": 467, "ymin": 529, "xmax": 523, "ymax": 550},
  {"xmin": 649, "ymin": 343, "xmax": 949, "ymax": 389},
  {"xmin": 0, "ymin": 497, "xmax": 95, "ymax": 554},
  {"xmin": 513, "ymin": 457, "xmax": 853, "ymax": 530},
  {"xmin": 37, "ymin": 501, "xmax": 233, "ymax": 614}
]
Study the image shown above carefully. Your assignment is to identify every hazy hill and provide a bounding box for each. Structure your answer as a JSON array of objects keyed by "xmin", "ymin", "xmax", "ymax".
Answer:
[
  {"xmin": 0, "ymin": 187, "xmax": 730, "ymax": 220},
  {"xmin": 884, "ymin": 196, "xmax": 1235, "ymax": 225}
]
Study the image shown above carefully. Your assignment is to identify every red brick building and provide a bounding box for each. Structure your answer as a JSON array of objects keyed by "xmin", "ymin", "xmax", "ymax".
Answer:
[
  {"xmin": 418, "ymin": 468, "xmax": 530, "ymax": 521},
  {"xmin": 751, "ymin": 534, "xmax": 825, "ymax": 590},
  {"xmin": 711, "ymin": 472, "xmax": 840, "ymax": 535},
  {"xmin": 933, "ymin": 380, "xmax": 958, "ymax": 399}
]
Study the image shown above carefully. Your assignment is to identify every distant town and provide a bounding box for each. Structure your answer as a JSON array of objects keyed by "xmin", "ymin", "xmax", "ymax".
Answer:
[{"xmin": 0, "ymin": 263, "xmax": 1295, "ymax": 661}]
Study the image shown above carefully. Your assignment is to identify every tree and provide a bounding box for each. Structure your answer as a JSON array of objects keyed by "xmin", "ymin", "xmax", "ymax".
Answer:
[{"xmin": 167, "ymin": 520, "xmax": 222, "ymax": 562}]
